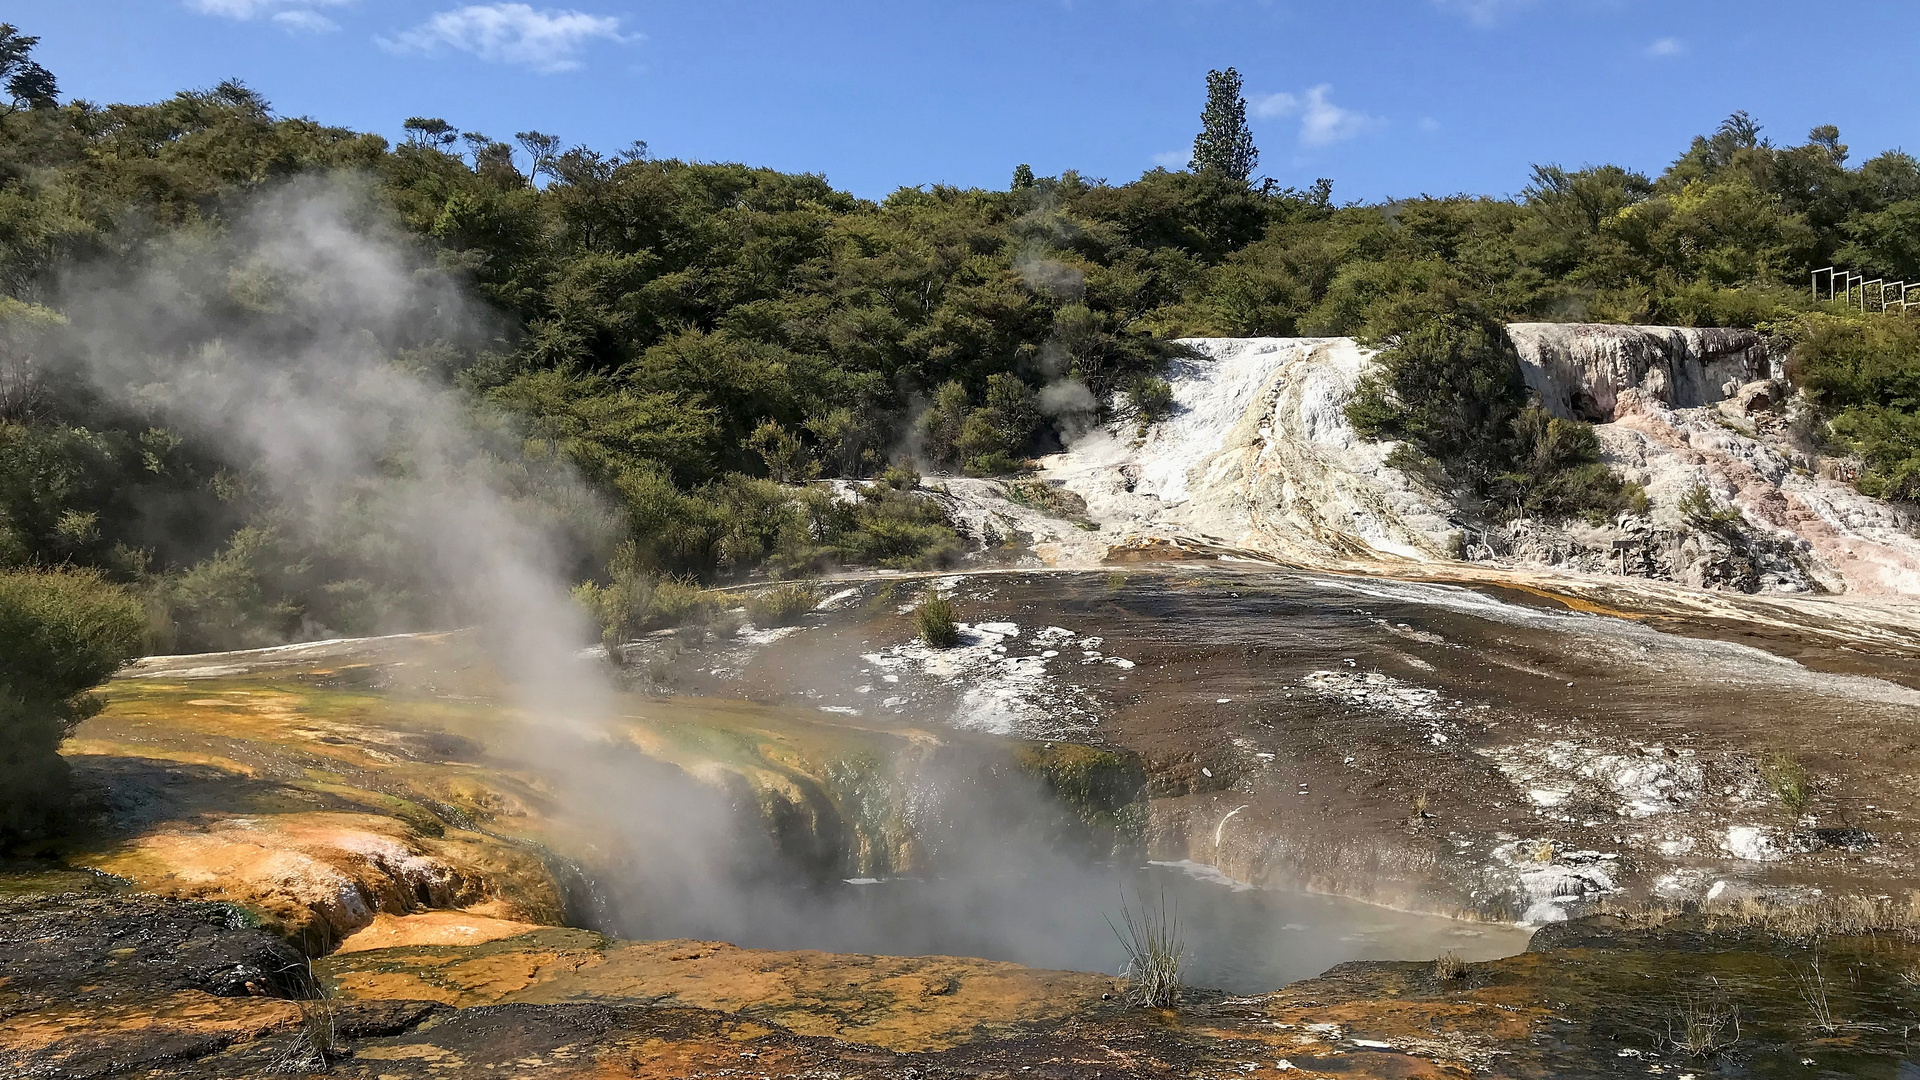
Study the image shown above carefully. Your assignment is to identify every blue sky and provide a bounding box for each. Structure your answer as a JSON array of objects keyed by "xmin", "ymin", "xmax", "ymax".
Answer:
[{"xmin": 15, "ymin": 1, "xmax": 1917, "ymax": 202}]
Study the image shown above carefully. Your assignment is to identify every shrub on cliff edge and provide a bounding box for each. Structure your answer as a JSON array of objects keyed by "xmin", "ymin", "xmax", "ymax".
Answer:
[
  {"xmin": 1348, "ymin": 308, "xmax": 1638, "ymax": 522},
  {"xmin": 0, "ymin": 568, "xmax": 146, "ymax": 848}
]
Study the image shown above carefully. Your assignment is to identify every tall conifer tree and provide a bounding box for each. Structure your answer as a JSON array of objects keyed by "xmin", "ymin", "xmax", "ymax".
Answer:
[{"xmin": 1189, "ymin": 67, "xmax": 1258, "ymax": 183}]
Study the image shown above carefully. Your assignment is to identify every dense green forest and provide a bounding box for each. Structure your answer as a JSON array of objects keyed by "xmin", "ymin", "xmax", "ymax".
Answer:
[{"xmin": 1, "ymin": 27, "xmax": 1917, "ymax": 653}]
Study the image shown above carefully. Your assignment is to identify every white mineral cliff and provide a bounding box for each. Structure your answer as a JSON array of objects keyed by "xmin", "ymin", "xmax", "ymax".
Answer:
[
  {"xmin": 936, "ymin": 330, "xmax": 1920, "ymax": 610},
  {"xmin": 1040, "ymin": 338, "xmax": 1457, "ymax": 563},
  {"xmin": 1507, "ymin": 323, "xmax": 1779, "ymax": 422}
]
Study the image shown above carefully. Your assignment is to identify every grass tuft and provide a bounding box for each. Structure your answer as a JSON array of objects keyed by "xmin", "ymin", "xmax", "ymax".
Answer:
[
  {"xmin": 267, "ymin": 962, "xmax": 341, "ymax": 1073},
  {"xmin": 1433, "ymin": 950, "xmax": 1466, "ymax": 981},
  {"xmin": 1108, "ymin": 889, "xmax": 1183, "ymax": 1008},
  {"xmin": 1796, "ymin": 952, "xmax": 1842, "ymax": 1034}
]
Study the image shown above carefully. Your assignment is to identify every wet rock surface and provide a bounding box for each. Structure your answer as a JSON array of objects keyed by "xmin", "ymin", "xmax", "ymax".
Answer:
[
  {"xmin": 667, "ymin": 568, "xmax": 1920, "ymax": 928},
  {"xmin": 0, "ymin": 893, "xmax": 306, "ymax": 1001},
  {"xmin": 0, "ymin": 890, "xmax": 443, "ymax": 1077}
]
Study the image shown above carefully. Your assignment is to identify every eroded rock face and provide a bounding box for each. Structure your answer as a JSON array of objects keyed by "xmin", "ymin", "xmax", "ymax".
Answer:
[{"xmin": 1507, "ymin": 323, "xmax": 1779, "ymax": 422}]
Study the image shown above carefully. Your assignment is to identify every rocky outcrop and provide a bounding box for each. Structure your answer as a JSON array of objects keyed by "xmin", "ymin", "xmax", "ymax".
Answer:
[
  {"xmin": 1507, "ymin": 323, "xmax": 1779, "ymax": 422},
  {"xmin": 962, "ymin": 330, "xmax": 1920, "ymax": 601}
]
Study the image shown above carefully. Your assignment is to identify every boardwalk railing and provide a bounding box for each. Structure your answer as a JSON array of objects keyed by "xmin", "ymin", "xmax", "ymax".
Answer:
[{"xmin": 1813, "ymin": 267, "xmax": 1916, "ymax": 314}]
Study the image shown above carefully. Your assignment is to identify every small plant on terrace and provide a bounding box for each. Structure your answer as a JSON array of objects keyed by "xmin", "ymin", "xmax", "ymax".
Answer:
[
  {"xmin": 1433, "ymin": 951, "xmax": 1467, "ymax": 981},
  {"xmin": 1665, "ymin": 980, "xmax": 1740, "ymax": 1059},
  {"xmin": 916, "ymin": 593, "xmax": 961, "ymax": 648},
  {"xmin": 1796, "ymin": 952, "xmax": 1842, "ymax": 1034},
  {"xmin": 1108, "ymin": 889, "xmax": 1184, "ymax": 1008},
  {"xmin": 1679, "ymin": 483, "xmax": 1746, "ymax": 541},
  {"xmin": 1761, "ymin": 752, "xmax": 1812, "ymax": 815},
  {"xmin": 268, "ymin": 962, "xmax": 341, "ymax": 1073}
]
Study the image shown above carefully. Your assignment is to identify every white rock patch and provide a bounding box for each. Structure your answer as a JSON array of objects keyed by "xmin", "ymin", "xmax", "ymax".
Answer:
[
  {"xmin": 858, "ymin": 618, "xmax": 1132, "ymax": 738},
  {"xmin": 1301, "ymin": 669, "xmax": 1457, "ymax": 746}
]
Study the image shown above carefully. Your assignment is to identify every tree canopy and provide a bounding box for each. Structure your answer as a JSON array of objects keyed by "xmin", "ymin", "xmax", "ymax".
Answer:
[{"xmin": 0, "ymin": 25, "xmax": 1916, "ymax": 651}]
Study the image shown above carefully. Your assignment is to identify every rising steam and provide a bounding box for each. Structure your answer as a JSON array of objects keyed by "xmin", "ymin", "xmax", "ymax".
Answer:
[
  {"xmin": 56, "ymin": 177, "xmax": 605, "ymax": 718},
  {"xmin": 42, "ymin": 177, "xmax": 1157, "ymax": 974}
]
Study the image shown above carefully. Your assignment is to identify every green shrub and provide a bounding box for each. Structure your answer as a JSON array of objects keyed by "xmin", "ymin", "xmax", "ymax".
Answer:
[
  {"xmin": 144, "ymin": 526, "xmax": 309, "ymax": 653},
  {"xmin": 1499, "ymin": 406, "xmax": 1641, "ymax": 522},
  {"xmin": 1347, "ymin": 309, "xmax": 1527, "ymax": 493},
  {"xmin": 572, "ymin": 554, "xmax": 718, "ymax": 648},
  {"xmin": 1678, "ymin": 484, "xmax": 1746, "ymax": 540},
  {"xmin": 746, "ymin": 581, "xmax": 818, "ymax": 626},
  {"xmin": 1761, "ymin": 751, "xmax": 1812, "ymax": 815},
  {"xmin": 746, "ymin": 421, "xmax": 819, "ymax": 484},
  {"xmin": 0, "ymin": 569, "xmax": 146, "ymax": 847},
  {"xmin": 1786, "ymin": 314, "xmax": 1920, "ymax": 501},
  {"xmin": 1125, "ymin": 375, "xmax": 1176, "ymax": 424},
  {"xmin": 610, "ymin": 468, "xmax": 961, "ymax": 582},
  {"xmin": 1004, "ymin": 480, "xmax": 1090, "ymax": 521},
  {"xmin": 915, "ymin": 593, "xmax": 960, "ymax": 647}
]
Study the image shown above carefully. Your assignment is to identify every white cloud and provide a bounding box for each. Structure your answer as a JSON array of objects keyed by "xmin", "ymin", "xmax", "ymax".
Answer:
[
  {"xmin": 1645, "ymin": 37, "xmax": 1685, "ymax": 58},
  {"xmin": 1152, "ymin": 150, "xmax": 1188, "ymax": 169},
  {"xmin": 381, "ymin": 4, "xmax": 633, "ymax": 73},
  {"xmin": 1419, "ymin": 117, "xmax": 1443, "ymax": 133},
  {"xmin": 272, "ymin": 9, "xmax": 340, "ymax": 32},
  {"xmin": 186, "ymin": 0, "xmax": 350, "ymax": 33},
  {"xmin": 1432, "ymin": 0, "xmax": 1537, "ymax": 26},
  {"xmin": 1253, "ymin": 85, "xmax": 1376, "ymax": 148},
  {"xmin": 187, "ymin": 0, "xmax": 347, "ymax": 18}
]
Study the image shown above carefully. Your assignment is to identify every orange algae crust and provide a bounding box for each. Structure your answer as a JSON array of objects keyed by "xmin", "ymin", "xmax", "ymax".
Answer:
[
  {"xmin": 81, "ymin": 810, "xmax": 564, "ymax": 947},
  {"xmin": 322, "ymin": 934, "xmax": 1120, "ymax": 1052},
  {"xmin": 334, "ymin": 908, "xmax": 554, "ymax": 953}
]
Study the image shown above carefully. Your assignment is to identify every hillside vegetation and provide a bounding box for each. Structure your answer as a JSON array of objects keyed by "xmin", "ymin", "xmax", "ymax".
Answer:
[{"xmin": 0, "ymin": 28, "xmax": 1916, "ymax": 650}]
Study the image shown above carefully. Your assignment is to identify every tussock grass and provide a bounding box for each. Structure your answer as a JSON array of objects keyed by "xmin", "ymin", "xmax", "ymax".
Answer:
[
  {"xmin": 268, "ymin": 962, "xmax": 341, "ymax": 1073},
  {"xmin": 1433, "ymin": 950, "xmax": 1466, "ymax": 981},
  {"xmin": 1599, "ymin": 892, "xmax": 1920, "ymax": 941},
  {"xmin": 1108, "ymin": 890, "xmax": 1183, "ymax": 1008}
]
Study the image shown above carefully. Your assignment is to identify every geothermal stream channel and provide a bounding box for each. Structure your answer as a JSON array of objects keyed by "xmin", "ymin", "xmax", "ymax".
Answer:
[{"xmin": 602, "ymin": 563, "xmax": 1920, "ymax": 993}]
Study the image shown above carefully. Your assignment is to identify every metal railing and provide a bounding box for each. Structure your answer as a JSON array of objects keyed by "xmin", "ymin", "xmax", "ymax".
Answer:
[{"xmin": 1813, "ymin": 267, "xmax": 1916, "ymax": 314}]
